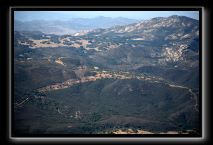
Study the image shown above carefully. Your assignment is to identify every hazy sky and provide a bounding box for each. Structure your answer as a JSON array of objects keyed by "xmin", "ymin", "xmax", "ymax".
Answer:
[{"xmin": 15, "ymin": 11, "xmax": 199, "ymax": 21}]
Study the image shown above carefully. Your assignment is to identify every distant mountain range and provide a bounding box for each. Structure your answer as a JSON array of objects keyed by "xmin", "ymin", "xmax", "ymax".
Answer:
[{"xmin": 14, "ymin": 16, "xmax": 139, "ymax": 35}]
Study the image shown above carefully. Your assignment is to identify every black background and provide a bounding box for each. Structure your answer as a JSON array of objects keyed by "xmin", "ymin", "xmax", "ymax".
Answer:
[{"xmin": 0, "ymin": 0, "xmax": 211, "ymax": 144}]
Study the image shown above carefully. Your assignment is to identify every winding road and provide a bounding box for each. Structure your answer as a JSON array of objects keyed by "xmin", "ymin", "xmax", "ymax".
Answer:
[
  {"xmin": 168, "ymin": 84, "xmax": 199, "ymax": 112},
  {"xmin": 36, "ymin": 70, "xmax": 199, "ymax": 112}
]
